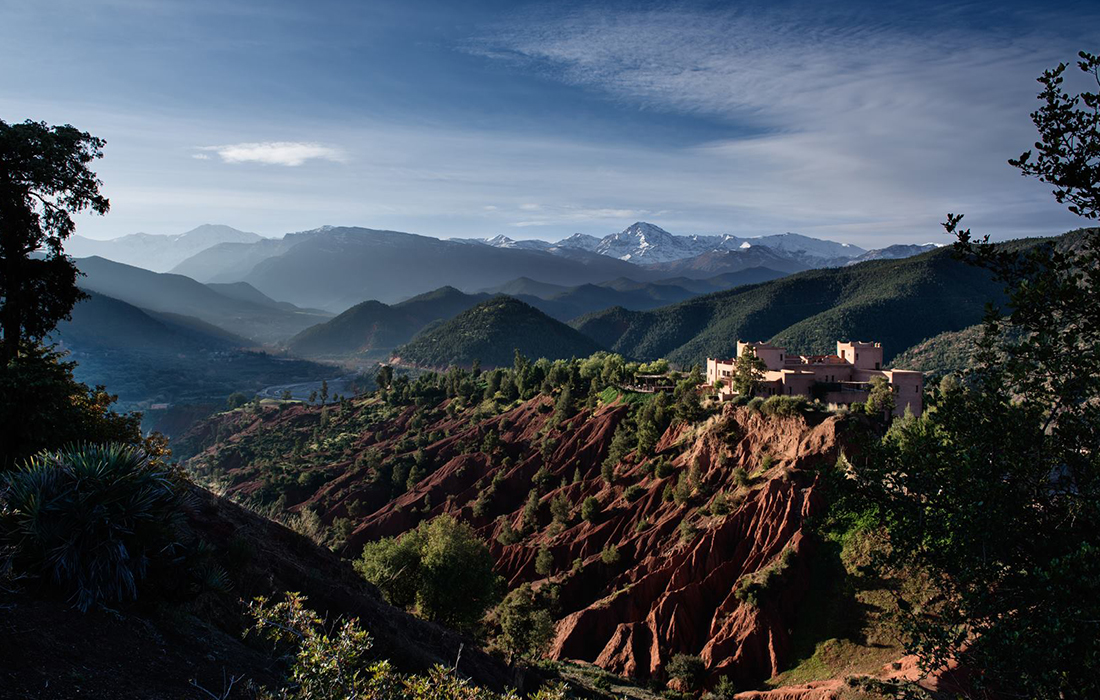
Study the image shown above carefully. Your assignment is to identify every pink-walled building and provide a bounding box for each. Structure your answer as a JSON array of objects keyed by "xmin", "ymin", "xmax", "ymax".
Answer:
[{"xmin": 706, "ymin": 340, "xmax": 923, "ymax": 417}]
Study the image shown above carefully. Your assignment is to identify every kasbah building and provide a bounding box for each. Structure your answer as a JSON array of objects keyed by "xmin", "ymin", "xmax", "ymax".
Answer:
[{"xmin": 706, "ymin": 340, "xmax": 924, "ymax": 417}]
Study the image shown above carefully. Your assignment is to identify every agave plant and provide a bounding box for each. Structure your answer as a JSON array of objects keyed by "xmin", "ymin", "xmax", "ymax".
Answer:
[{"xmin": 2, "ymin": 443, "xmax": 186, "ymax": 611}]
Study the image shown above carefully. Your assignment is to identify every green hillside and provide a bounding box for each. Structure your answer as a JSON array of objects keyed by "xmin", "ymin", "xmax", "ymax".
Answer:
[
  {"xmin": 52, "ymin": 292, "xmax": 330, "ymax": 411},
  {"xmin": 571, "ymin": 246, "xmax": 1006, "ymax": 365},
  {"xmin": 286, "ymin": 286, "xmax": 490, "ymax": 358},
  {"xmin": 394, "ymin": 295, "xmax": 605, "ymax": 368},
  {"xmin": 890, "ymin": 324, "xmax": 986, "ymax": 376}
]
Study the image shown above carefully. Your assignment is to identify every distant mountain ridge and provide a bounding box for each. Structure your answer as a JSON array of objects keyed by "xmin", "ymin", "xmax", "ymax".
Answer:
[
  {"xmin": 456, "ymin": 221, "xmax": 867, "ymax": 267},
  {"xmin": 67, "ymin": 224, "xmax": 263, "ymax": 272}
]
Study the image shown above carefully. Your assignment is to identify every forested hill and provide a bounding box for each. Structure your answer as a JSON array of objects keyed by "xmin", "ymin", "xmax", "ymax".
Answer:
[
  {"xmin": 393, "ymin": 296, "xmax": 605, "ymax": 369},
  {"xmin": 570, "ymin": 245, "xmax": 1007, "ymax": 366}
]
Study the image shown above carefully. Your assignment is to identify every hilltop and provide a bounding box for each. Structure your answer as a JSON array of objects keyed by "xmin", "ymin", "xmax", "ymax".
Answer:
[{"xmin": 393, "ymin": 296, "xmax": 605, "ymax": 368}]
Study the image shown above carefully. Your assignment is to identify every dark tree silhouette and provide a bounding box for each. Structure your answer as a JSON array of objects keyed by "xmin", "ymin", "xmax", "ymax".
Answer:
[{"xmin": 0, "ymin": 119, "xmax": 108, "ymax": 364}]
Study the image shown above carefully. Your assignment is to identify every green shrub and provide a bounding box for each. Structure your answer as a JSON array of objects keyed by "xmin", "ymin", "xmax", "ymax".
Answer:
[
  {"xmin": 634, "ymin": 517, "xmax": 651, "ymax": 533},
  {"xmin": 679, "ymin": 520, "xmax": 699, "ymax": 543},
  {"xmin": 581, "ymin": 496, "xmax": 601, "ymax": 523},
  {"xmin": 760, "ymin": 395, "xmax": 808, "ymax": 417},
  {"xmin": 666, "ymin": 653, "xmax": 706, "ymax": 691},
  {"xmin": 746, "ymin": 396, "xmax": 765, "ymax": 414},
  {"xmin": 600, "ymin": 544, "xmax": 621, "ymax": 565},
  {"xmin": 623, "ymin": 484, "xmax": 646, "ymax": 502},
  {"xmin": 734, "ymin": 546, "xmax": 795, "ymax": 607},
  {"xmin": 248, "ymin": 592, "xmax": 569, "ymax": 700},
  {"xmin": 2, "ymin": 443, "xmax": 186, "ymax": 611},
  {"xmin": 732, "ymin": 466, "xmax": 750, "ymax": 488},
  {"xmin": 535, "ymin": 545, "xmax": 553, "ymax": 576},
  {"xmin": 355, "ymin": 515, "xmax": 502, "ymax": 631},
  {"xmin": 495, "ymin": 582, "xmax": 559, "ymax": 663},
  {"xmin": 655, "ymin": 458, "xmax": 675, "ymax": 479}
]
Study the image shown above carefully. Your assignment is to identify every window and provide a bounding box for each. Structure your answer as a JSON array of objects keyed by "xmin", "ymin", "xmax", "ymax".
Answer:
[{"xmin": 875, "ymin": 362, "xmax": 880, "ymax": 369}]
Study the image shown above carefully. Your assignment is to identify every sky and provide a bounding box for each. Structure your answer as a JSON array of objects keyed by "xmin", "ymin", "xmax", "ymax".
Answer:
[{"xmin": 1, "ymin": 0, "xmax": 1096, "ymax": 246}]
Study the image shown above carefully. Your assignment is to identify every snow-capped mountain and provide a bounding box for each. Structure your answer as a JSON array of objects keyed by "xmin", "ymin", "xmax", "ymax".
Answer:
[
  {"xmin": 455, "ymin": 222, "xmax": 868, "ymax": 267},
  {"xmin": 845, "ymin": 243, "xmax": 942, "ymax": 265}
]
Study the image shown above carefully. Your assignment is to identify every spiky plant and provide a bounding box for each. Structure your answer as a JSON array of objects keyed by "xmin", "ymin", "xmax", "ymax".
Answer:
[{"xmin": 2, "ymin": 443, "xmax": 186, "ymax": 611}]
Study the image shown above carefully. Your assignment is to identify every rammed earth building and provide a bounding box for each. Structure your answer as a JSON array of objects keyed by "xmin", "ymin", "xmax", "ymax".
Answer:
[{"xmin": 706, "ymin": 341, "xmax": 923, "ymax": 417}]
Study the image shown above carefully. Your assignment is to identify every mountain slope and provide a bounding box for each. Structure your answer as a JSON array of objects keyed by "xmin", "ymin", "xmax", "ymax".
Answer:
[
  {"xmin": 67, "ymin": 225, "xmax": 262, "ymax": 272},
  {"xmin": 286, "ymin": 287, "xmax": 493, "ymax": 358},
  {"xmin": 75, "ymin": 256, "xmax": 331, "ymax": 344},
  {"xmin": 51, "ymin": 292, "xmax": 329, "ymax": 411},
  {"xmin": 572, "ymin": 246, "xmax": 1006, "ymax": 365},
  {"xmin": 238, "ymin": 227, "xmax": 643, "ymax": 311},
  {"xmin": 394, "ymin": 296, "xmax": 604, "ymax": 368},
  {"xmin": 170, "ymin": 234, "xmax": 309, "ymax": 283}
]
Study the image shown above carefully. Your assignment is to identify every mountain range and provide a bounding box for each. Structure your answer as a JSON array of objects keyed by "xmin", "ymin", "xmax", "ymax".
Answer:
[
  {"xmin": 74, "ymin": 222, "xmax": 941, "ymax": 314},
  {"xmin": 67, "ymin": 224, "xmax": 263, "ymax": 272}
]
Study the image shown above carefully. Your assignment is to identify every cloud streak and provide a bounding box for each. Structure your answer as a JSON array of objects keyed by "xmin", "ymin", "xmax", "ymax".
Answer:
[
  {"xmin": 464, "ymin": 5, "xmax": 1091, "ymax": 242},
  {"xmin": 197, "ymin": 141, "xmax": 345, "ymax": 166}
]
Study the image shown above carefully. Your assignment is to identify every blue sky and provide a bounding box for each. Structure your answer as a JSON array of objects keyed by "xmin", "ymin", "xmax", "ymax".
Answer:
[{"xmin": 1, "ymin": 0, "xmax": 1095, "ymax": 245}]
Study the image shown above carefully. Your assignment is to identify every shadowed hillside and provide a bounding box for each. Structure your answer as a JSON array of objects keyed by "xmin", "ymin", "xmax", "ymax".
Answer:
[{"xmin": 393, "ymin": 296, "xmax": 605, "ymax": 368}]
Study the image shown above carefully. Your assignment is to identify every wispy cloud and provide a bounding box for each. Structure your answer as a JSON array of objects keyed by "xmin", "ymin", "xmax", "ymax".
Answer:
[
  {"xmin": 464, "ymin": 5, "xmax": 1091, "ymax": 242},
  {"xmin": 197, "ymin": 141, "xmax": 346, "ymax": 166}
]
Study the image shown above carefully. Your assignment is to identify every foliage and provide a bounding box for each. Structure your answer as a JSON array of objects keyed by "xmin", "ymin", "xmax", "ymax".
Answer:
[
  {"xmin": 759, "ymin": 395, "xmax": 808, "ymax": 418},
  {"xmin": 1, "ymin": 443, "xmax": 185, "ymax": 611},
  {"xmin": 734, "ymin": 547, "xmax": 795, "ymax": 608},
  {"xmin": 249, "ymin": 592, "xmax": 570, "ymax": 700},
  {"xmin": 600, "ymin": 544, "xmax": 621, "ymax": 565},
  {"xmin": 0, "ymin": 119, "xmax": 109, "ymax": 364},
  {"xmin": 535, "ymin": 545, "xmax": 553, "ymax": 575},
  {"xmin": 0, "ymin": 344, "xmax": 164, "ymax": 470},
  {"xmin": 623, "ymin": 484, "xmax": 646, "ymax": 503},
  {"xmin": 864, "ymin": 377, "xmax": 895, "ymax": 419},
  {"xmin": 495, "ymin": 583, "xmax": 559, "ymax": 663},
  {"xmin": 580, "ymin": 496, "xmax": 601, "ymax": 523},
  {"xmin": 850, "ymin": 52, "xmax": 1100, "ymax": 699},
  {"xmin": 665, "ymin": 654, "xmax": 706, "ymax": 691},
  {"xmin": 730, "ymin": 346, "xmax": 767, "ymax": 397},
  {"xmin": 354, "ymin": 515, "xmax": 502, "ymax": 631}
]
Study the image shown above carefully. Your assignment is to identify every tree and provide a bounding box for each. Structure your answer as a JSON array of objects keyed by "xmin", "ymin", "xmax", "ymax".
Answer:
[
  {"xmin": 580, "ymin": 496, "xmax": 601, "ymax": 523},
  {"xmin": 534, "ymin": 545, "xmax": 553, "ymax": 576},
  {"xmin": 0, "ymin": 120, "xmax": 109, "ymax": 364},
  {"xmin": 494, "ymin": 583, "xmax": 558, "ymax": 664},
  {"xmin": 666, "ymin": 654, "xmax": 706, "ymax": 691},
  {"xmin": 0, "ymin": 345, "xmax": 155, "ymax": 470},
  {"xmin": 864, "ymin": 376, "xmax": 895, "ymax": 419},
  {"xmin": 354, "ymin": 515, "xmax": 502, "ymax": 631},
  {"xmin": 852, "ymin": 52, "xmax": 1100, "ymax": 698},
  {"xmin": 730, "ymin": 346, "xmax": 767, "ymax": 397},
  {"xmin": 320, "ymin": 379, "xmax": 329, "ymax": 405}
]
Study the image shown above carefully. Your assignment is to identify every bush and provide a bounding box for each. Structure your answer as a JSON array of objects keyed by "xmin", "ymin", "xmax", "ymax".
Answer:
[
  {"xmin": 355, "ymin": 515, "xmax": 502, "ymax": 631},
  {"xmin": 1, "ymin": 443, "xmax": 186, "ymax": 611},
  {"xmin": 655, "ymin": 458, "xmax": 675, "ymax": 479},
  {"xmin": 734, "ymin": 546, "xmax": 795, "ymax": 607},
  {"xmin": 679, "ymin": 520, "xmax": 699, "ymax": 542},
  {"xmin": 732, "ymin": 466, "xmax": 750, "ymax": 488},
  {"xmin": 746, "ymin": 396, "xmax": 765, "ymax": 414},
  {"xmin": 581, "ymin": 496, "xmax": 601, "ymax": 523},
  {"xmin": 623, "ymin": 484, "xmax": 646, "ymax": 502},
  {"xmin": 535, "ymin": 546, "xmax": 553, "ymax": 576},
  {"xmin": 666, "ymin": 653, "xmax": 706, "ymax": 691},
  {"xmin": 495, "ymin": 582, "xmax": 559, "ymax": 663},
  {"xmin": 600, "ymin": 544, "xmax": 621, "ymax": 565},
  {"xmin": 760, "ymin": 395, "xmax": 808, "ymax": 417},
  {"xmin": 249, "ymin": 592, "xmax": 569, "ymax": 700}
]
